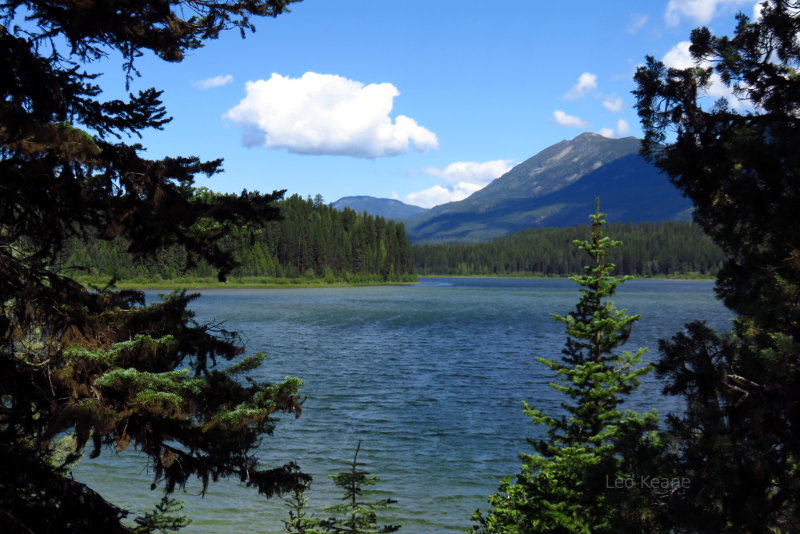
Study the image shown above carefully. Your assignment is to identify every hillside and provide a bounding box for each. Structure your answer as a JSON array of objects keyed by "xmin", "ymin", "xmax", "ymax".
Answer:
[{"xmin": 407, "ymin": 133, "xmax": 691, "ymax": 243}]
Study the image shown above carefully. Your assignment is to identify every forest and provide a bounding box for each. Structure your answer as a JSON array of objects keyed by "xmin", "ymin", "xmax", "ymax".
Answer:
[
  {"xmin": 64, "ymin": 200, "xmax": 723, "ymax": 284},
  {"xmin": 61, "ymin": 192, "xmax": 417, "ymax": 284},
  {"xmin": 413, "ymin": 221, "xmax": 724, "ymax": 277}
]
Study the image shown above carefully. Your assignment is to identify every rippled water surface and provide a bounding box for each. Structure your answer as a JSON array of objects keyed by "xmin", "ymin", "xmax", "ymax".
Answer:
[{"xmin": 73, "ymin": 277, "xmax": 731, "ymax": 533}]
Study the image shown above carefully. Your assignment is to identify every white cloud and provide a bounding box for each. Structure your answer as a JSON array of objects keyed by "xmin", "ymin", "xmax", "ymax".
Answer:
[
  {"xmin": 627, "ymin": 14, "xmax": 649, "ymax": 33},
  {"xmin": 665, "ymin": 0, "xmax": 753, "ymax": 26},
  {"xmin": 662, "ymin": 41, "xmax": 746, "ymax": 109},
  {"xmin": 598, "ymin": 119, "xmax": 630, "ymax": 139},
  {"xmin": 193, "ymin": 74, "xmax": 234, "ymax": 89},
  {"xmin": 565, "ymin": 72, "xmax": 598, "ymax": 99},
  {"xmin": 553, "ymin": 110, "xmax": 590, "ymax": 128},
  {"xmin": 401, "ymin": 182, "xmax": 482, "ymax": 209},
  {"xmin": 753, "ymin": 1, "xmax": 764, "ymax": 20},
  {"xmin": 662, "ymin": 41, "xmax": 696, "ymax": 70},
  {"xmin": 223, "ymin": 72, "xmax": 439, "ymax": 158},
  {"xmin": 602, "ymin": 95, "xmax": 625, "ymax": 113},
  {"xmin": 423, "ymin": 159, "xmax": 514, "ymax": 183},
  {"xmin": 398, "ymin": 159, "xmax": 514, "ymax": 208}
]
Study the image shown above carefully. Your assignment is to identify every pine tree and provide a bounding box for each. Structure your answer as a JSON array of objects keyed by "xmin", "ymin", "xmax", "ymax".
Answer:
[
  {"xmin": 0, "ymin": 2, "xmax": 307, "ymax": 533},
  {"xmin": 282, "ymin": 483, "xmax": 323, "ymax": 534},
  {"xmin": 473, "ymin": 201, "xmax": 664, "ymax": 533},
  {"xmin": 131, "ymin": 497, "xmax": 191, "ymax": 534},
  {"xmin": 318, "ymin": 441, "xmax": 401, "ymax": 534},
  {"xmin": 633, "ymin": 0, "xmax": 800, "ymax": 529}
]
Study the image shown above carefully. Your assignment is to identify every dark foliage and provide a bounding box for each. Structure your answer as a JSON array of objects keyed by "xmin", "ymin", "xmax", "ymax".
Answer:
[
  {"xmin": 1, "ymin": 1, "xmax": 308, "ymax": 533},
  {"xmin": 414, "ymin": 221, "xmax": 724, "ymax": 277},
  {"xmin": 634, "ymin": 0, "xmax": 800, "ymax": 529},
  {"xmin": 62, "ymin": 193, "xmax": 417, "ymax": 283}
]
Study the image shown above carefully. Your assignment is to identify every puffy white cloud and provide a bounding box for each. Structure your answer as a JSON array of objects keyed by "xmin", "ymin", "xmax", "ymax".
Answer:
[
  {"xmin": 223, "ymin": 72, "xmax": 439, "ymax": 158},
  {"xmin": 565, "ymin": 72, "xmax": 598, "ymax": 99},
  {"xmin": 400, "ymin": 182, "xmax": 481, "ymax": 209},
  {"xmin": 662, "ymin": 41, "xmax": 696, "ymax": 70},
  {"xmin": 753, "ymin": 1, "xmax": 764, "ymax": 20},
  {"xmin": 423, "ymin": 159, "xmax": 514, "ymax": 183},
  {"xmin": 602, "ymin": 95, "xmax": 625, "ymax": 113},
  {"xmin": 553, "ymin": 110, "xmax": 590, "ymax": 128},
  {"xmin": 598, "ymin": 119, "xmax": 630, "ymax": 139},
  {"xmin": 400, "ymin": 185, "xmax": 457, "ymax": 209},
  {"xmin": 598, "ymin": 127, "xmax": 615, "ymax": 138},
  {"xmin": 665, "ymin": 0, "xmax": 753, "ymax": 26},
  {"xmin": 193, "ymin": 74, "xmax": 234, "ymax": 89},
  {"xmin": 398, "ymin": 159, "xmax": 514, "ymax": 208}
]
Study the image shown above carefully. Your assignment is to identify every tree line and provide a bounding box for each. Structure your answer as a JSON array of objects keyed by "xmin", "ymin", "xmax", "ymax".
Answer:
[
  {"xmin": 413, "ymin": 221, "xmax": 725, "ymax": 277},
  {"xmin": 61, "ymin": 192, "xmax": 416, "ymax": 284}
]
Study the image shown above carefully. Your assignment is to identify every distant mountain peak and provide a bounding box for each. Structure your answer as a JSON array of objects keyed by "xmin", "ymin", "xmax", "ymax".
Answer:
[
  {"xmin": 405, "ymin": 134, "xmax": 688, "ymax": 243},
  {"xmin": 331, "ymin": 196, "xmax": 429, "ymax": 221}
]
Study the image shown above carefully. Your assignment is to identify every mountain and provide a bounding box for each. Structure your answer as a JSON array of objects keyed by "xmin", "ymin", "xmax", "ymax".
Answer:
[
  {"xmin": 407, "ymin": 133, "xmax": 691, "ymax": 243},
  {"xmin": 331, "ymin": 195, "xmax": 429, "ymax": 221}
]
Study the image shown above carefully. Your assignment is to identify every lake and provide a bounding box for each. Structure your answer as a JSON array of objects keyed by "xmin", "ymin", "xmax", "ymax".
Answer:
[{"xmin": 73, "ymin": 277, "xmax": 732, "ymax": 533}]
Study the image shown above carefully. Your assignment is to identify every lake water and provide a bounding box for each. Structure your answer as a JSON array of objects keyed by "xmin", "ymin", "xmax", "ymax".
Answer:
[{"xmin": 73, "ymin": 277, "xmax": 732, "ymax": 533}]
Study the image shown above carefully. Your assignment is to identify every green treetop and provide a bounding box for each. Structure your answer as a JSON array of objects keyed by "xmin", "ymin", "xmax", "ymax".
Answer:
[{"xmin": 473, "ymin": 201, "xmax": 665, "ymax": 533}]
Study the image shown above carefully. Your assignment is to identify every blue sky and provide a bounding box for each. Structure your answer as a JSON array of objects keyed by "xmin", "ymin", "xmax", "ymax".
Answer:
[{"xmin": 103, "ymin": 0, "xmax": 763, "ymax": 208}]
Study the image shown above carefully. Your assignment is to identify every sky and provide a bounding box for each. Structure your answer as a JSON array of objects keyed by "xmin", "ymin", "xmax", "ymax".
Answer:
[{"xmin": 97, "ymin": 0, "xmax": 765, "ymax": 208}]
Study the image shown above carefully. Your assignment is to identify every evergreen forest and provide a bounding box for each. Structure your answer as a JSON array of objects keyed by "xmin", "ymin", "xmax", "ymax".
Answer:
[
  {"xmin": 413, "ymin": 221, "xmax": 724, "ymax": 277},
  {"xmin": 65, "ymin": 206, "xmax": 723, "ymax": 284},
  {"xmin": 62, "ymin": 192, "xmax": 416, "ymax": 284}
]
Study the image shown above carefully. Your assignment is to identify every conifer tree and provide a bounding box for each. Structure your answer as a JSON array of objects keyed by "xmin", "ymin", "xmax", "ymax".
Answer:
[
  {"xmin": 131, "ymin": 497, "xmax": 191, "ymax": 534},
  {"xmin": 633, "ymin": 0, "xmax": 800, "ymax": 529},
  {"xmin": 473, "ymin": 201, "xmax": 664, "ymax": 533},
  {"xmin": 0, "ymin": 2, "xmax": 307, "ymax": 533},
  {"xmin": 318, "ymin": 441, "xmax": 401, "ymax": 534},
  {"xmin": 283, "ymin": 483, "xmax": 323, "ymax": 534}
]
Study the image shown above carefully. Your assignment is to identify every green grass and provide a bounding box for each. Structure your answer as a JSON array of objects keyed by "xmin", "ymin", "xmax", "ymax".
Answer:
[{"xmin": 71, "ymin": 275, "xmax": 419, "ymax": 290}]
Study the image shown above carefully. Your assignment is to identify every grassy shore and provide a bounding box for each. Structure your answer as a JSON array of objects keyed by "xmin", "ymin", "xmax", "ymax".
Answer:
[{"xmin": 72, "ymin": 275, "xmax": 419, "ymax": 290}]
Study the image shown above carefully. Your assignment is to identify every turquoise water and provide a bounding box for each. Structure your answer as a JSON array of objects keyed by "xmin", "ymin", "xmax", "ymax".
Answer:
[{"xmin": 72, "ymin": 277, "xmax": 731, "ymax": 533}]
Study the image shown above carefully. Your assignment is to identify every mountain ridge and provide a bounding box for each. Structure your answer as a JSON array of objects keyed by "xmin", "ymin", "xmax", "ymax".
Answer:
[
  {"xmin": 330, "ymin": 195, "xmax": 429, "ymax": 221},
  {"xmin": 333, "ymin": 133, "xmax": 690, "ymax": 243}
]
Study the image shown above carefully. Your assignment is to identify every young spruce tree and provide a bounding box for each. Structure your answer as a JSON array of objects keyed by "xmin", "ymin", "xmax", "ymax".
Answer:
[
  {"xmin": 473, "ymin": 201, "xmax": 665, "ymax": 533},
  {"xmin": 317, "ymin": 441, "xmax": 400, "ymax": 534}
]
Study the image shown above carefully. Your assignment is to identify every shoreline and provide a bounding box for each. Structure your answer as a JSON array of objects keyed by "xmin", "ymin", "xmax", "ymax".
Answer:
[
  {"xmin": 73, "ymin": 277, "xmax": 420, "ymax": 290},
  {"xmin": 74, "ymin": 273, "xmax": 714, "ymax": 290},
  {"xmin": 417, "ymin": 273, "xmax": 716, "ymax": 282}
]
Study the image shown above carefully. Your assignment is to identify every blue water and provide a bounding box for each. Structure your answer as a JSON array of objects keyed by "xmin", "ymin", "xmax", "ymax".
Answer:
[{"xmin": 72, "ymin": 277, "xmax": 731, "ymax": 533}]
